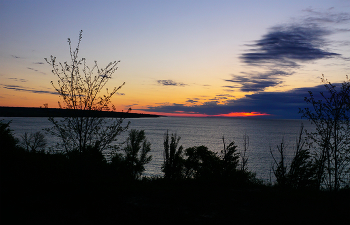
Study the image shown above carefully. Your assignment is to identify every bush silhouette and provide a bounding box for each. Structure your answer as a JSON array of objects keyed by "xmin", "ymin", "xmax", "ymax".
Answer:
[
  {"xmin": 270, "ymin": 125, "xmax": 317, "ymax": 189},
  {"xmin": 162, "ymin": 131, "xmax": 185, "ymax": 180},
  {"xmin": 220, "ymin": 137, "xmax": 240, "ymax": 179},
  {"xmin": 184, "ymin": 145, "xmax": 221, "ymax": 180},
  {"xmin": 0, "ymin": 120, "xmax": 19, "ymax": 154},
  {"xmin": 111, "ymin": 129, "xmax": 152, "ymax": 180}
]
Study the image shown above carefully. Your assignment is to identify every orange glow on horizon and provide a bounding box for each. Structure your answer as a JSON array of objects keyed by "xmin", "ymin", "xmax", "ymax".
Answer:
[
  {"xmin": 133, "ymin": 110, "xmax": 209, "ymax": 117},
  {"xmin": 134, "ymin": 110, "xmax": 270, "ymax": 117},
  {"xmin": 214, "ymin": 112, "xmax": 270, "ymax": 117}
]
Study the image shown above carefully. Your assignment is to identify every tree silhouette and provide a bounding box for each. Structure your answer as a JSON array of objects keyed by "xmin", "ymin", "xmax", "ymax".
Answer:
[
  {"xmin": 270, "ymin": 125, "xmax": 317, "ymax": 189},
  {"xmin": 111, "ymin": 129, "xmax": 152, "ymax": 180},
  {"xmin": 300, "ymin": 75, "xmax": 350, "ymax": 191},
  {"xmin": 220, "ymin": 137, "xmax": 240, "ymax": 178},
  {"xmin": 45, "ymin": 30, "xmax": 129, "ymax": 154},
  {"xmin": 162, "ymin": 130, "xmax": 184, "ymax": 180},
  {"xmin": 20, "ymin": 131, "xmax": 47, "ymax": 153}
]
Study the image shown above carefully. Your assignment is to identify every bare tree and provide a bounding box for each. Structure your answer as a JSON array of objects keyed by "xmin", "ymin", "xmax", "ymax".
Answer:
[
  {"xmin": 240, "ymin": 133, "xmax": 249, "ymax": 171},
  {"xmin": 300, "ymin": 75, "xmax": 350, "ymax": 191},
  {"xmin": 45, "ymin": 30, "xmax": 129, "ymax": 154},
  {"xmin": 270, "ymin": 138, "xmax": 288, "ymax": 187},
  {"xmin": 21, "ymin": 132, "xmax": 47, "ymax": 153}
]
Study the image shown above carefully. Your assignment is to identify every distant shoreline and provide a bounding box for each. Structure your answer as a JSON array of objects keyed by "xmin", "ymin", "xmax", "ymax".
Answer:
[{"xmin": 0, "ymin": 107, "xmax": 161, "ymax": 118}]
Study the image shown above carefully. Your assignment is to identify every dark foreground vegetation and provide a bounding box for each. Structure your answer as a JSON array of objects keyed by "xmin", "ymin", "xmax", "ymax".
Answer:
[{"xmin": 1, "ymin": 120, "xmax": 350, "ymax": 225}]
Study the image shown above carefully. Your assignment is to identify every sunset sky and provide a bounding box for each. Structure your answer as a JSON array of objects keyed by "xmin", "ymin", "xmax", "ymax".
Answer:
[{"xmin": 1, "ymin": 0, "xmax": 349, "ymax": 118}]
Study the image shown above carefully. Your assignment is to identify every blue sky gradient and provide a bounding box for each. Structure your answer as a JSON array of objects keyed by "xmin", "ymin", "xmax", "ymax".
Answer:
[{"xmin": 1, "ymin": 0, "xmax": 349, "ymax": 118}]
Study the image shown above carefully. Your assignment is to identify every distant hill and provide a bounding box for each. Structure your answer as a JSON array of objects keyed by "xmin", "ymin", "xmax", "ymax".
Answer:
[{"xmin": 0, "ymin": 107, "xmax": 161, "ymax": 118}]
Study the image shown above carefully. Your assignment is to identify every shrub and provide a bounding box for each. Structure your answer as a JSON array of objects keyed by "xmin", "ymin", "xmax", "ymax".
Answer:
[
  {"xmin": 162, "ymin": 131, "xmax": 185, "ymax": 180},
  {"xmin": 111, "ymin": 129, "xmax": 152, "ymax": 180}
]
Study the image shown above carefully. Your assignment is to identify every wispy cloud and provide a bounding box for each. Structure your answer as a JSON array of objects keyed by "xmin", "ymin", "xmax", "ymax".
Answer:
[
  {"xmin": 209, "ymin": 96, "xmax": 228, "ymax": 101},
  {"xmin": 27, "ymin": 67, "xmax": 47, "ymax": 75},
  {"xmin": 1, "ymin": 84, "xmax": 59, "ymax": 95},
  {"xmin": 27, "ymin": 67, "xmax": 39, "ymax": 72},
  {"xmin": 186, "ymin": 99, "xmax": 199, "ymax": 104},
  {"xmin": 225, "ymin": 70, "xmax": 293, "ymax": 92},
  {"xmin": 8, "ymin": 78, "xmax": 28, "ymax": 82},
  {"xmin": 241, "ymin": 25, "xmax": 339, "ymax": 68},
  {"xmin": 125, "ymin": 104, "xmax": 139, "ymax": 108},
  {"xmin": 303, "ymin": 7, "xmax": 350, "ymax": 24},
  {"xmin": 216, "ymin": 94, "xmax": 234, "ymax": 97},
  {"xmin": 226, "ymin": 9, "xmax": 349, "ymax": 92},
  {"xmin": 157, "ymin": 80, "xmax": 187, "ymax": 87},
  {"xmin": 11, "ymin": 55, "xmax": 21, "ymax": 59},
  {"xmin": 33, "ymin": 62, "xmax": 45, "ymax": 65}
]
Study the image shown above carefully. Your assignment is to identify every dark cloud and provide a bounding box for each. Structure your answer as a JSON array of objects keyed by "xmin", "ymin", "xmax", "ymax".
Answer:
[
  {"xmin": 157, "ymin": 80, "xmax": 187, "ymax": 86},
  {"xmin": 186, "ymin": 99, "xmax": 199, "ymax": 103},
  {"xmin": 143, "ymin": 84, "xmax": 336, "ymax": 119},
  {"xmin": 241, "ymin": 25, "xmax": 339, "ymax": 67},
  {"xmin": 225, "ymin": 70, "xmax": 293, "ymax": 92},
  {"xmin": 225, "ymin": 75, "xmax": 280, "ymax": 92},
  {"xmin": 1, "ymin": 84, "xmax": 59, "ymax": 95},
  {"xmin": 227, "ymin": 10, "xmax": 349, "ymax": 92},
  {"xmin": 34, "ymin": 62, "xmax": 45, "ymax": 65},
  {"xmin": 11, "ymin": 55, "xmax": 21, "ymax": 59}
]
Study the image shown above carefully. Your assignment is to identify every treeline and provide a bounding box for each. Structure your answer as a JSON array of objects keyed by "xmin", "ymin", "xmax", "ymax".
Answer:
[{"xmin": 0, "ymin": 106, "xmax": 160, "ymax": 118}]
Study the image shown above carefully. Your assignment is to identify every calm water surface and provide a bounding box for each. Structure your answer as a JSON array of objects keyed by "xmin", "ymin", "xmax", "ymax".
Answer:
[{"xmin": 1, "ymin": 117, "xmax": 314, "ymax": 183}]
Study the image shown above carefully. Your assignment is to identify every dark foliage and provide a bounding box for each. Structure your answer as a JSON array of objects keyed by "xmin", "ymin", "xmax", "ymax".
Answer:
[
  {"xmin": 270, "ymin": 125, "xmax": 318, "ymax": 189},
  {"xmin": 0, "ymin": 120, "xmax": 18, "ymax": 153},
  {"xmin": 2, "ymin": 120, "xmax": 350, "ymax": 224},
  {"xmin": 162, "ymin": 131, "xmax": 185, "ymax": 180},
  {"xmin": 184, "ymin": 145, "xmax": 221, "ymax": 180},
  {"xmin": 111, "ymin": 129, "xmax": 152, "ymax": 180},
  {"xmin": 220, "ymin": 137, "xmax": 240, "ymax": 179},
  {"xmin": 160, "ymin": 132, "xmax": 258, "ymax": 185}
]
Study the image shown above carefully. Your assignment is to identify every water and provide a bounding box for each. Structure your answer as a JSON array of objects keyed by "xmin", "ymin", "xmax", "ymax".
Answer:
[{"xmin": 1, "ymin": 116, "xmax": 313, "ymax": 183}]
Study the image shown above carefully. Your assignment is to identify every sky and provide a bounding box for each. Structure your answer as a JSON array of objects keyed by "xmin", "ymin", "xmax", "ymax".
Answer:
[{"xmin": 0, "ymin": 0, "xmax": 349, "ymax": 118}]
